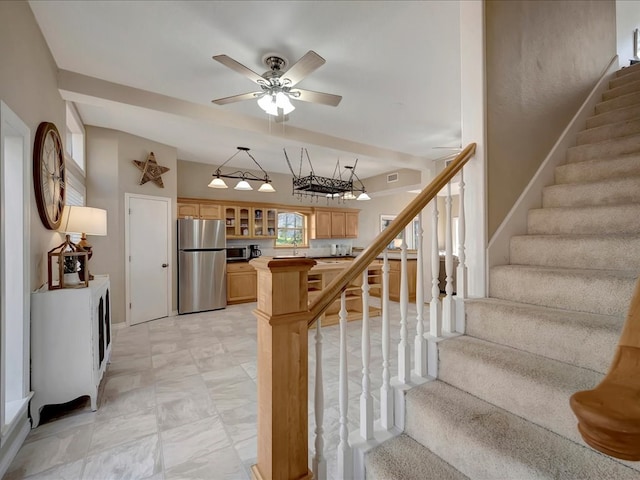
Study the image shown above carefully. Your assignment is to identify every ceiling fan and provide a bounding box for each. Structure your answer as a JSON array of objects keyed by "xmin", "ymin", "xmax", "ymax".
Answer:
[{"xmin": 211, "ymin": 50, "xmax": 342, "ymax": 117}]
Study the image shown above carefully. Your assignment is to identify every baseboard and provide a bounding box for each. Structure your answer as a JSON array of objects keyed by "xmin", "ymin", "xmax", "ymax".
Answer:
[
  {"xmin": 487, "ymin": 54, "xmax": 619, "ymax": 272},
  {"xmin": 0, "ymin": 413, "xmax": 30, "ymax": 478}
]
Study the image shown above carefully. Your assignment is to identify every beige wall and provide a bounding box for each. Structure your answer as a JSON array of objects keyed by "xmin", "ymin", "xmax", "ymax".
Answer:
[
  {"xmin": 486, "ymin": 0, "xmax": 616, "ymax": 237},
  {"xmin": 86, "ymin": 127, "xmax": 178, "ymax": 323},
  {"xmin": 0, "ymin": 1, "xmax": 68, "ymax": 290}
]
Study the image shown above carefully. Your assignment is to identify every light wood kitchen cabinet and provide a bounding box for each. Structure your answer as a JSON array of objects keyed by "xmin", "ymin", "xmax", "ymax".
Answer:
[
  {"xmin": 372, "ymin": 258, "xmax": 417, "ymax": 302},
  {"xmin": 346, "ymin": 211, "xmax": 359, "ymax": 238},
  {"xmin": 311, "ymin": 208, "xmax": 359, "ymax": 239},
  {"xmin": 227, "ymin": 262, "xmax": 257, "ymax": 304},
  {"xmin": 224, "ymin": 206, "xmax": 251, "ymax": 238},
  {"xmin": 252, "ymin": 207, "xmax": 277, "ymax": 238},
  {"xmin": 331, "ymin": 211, "xmax": 346, "ymax": 237},
  {"xmin": 313, "ymin": 209, "xmax": 332, "ymax": 238},
  {"xmin": 199, "ymin": 203, "xmax": 221, "ymax": 219},
  {"xmin": 177, "ymin": 202, "xmax": 221, "ymax": 220}
]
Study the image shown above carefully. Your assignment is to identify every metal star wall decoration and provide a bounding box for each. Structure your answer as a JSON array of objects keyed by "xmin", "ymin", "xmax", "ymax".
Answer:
[{"xmin": 133, "ymin": 152, "xmax": 170, "ymax": 188}]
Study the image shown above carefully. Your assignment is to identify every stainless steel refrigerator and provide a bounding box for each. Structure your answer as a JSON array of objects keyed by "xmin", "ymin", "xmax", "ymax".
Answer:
[{"xmin": 178, "ymin": 218, "xmax": 226, "ymax": 314}]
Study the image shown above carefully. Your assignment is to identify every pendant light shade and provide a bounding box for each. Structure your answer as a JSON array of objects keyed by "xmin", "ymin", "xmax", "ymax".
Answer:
[
  {"xmin": 258, "ymin": 182, "xmax": 276, "ymax": 193},
  {"xmin": 208, "ymin": 177, "xmax": 228, "ymax": 189},
  {"xmin": 357, "ymin": 191, "xmax": 371, "ymax": 201},
  {"xmin": 234, "ymin": 179, "xmax": 253, "ymax": 191}
]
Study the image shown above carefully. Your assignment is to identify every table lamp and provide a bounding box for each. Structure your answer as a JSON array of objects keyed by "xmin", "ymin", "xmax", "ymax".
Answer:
[{"xmin": 60, "ymin": 206, "xmax": 107, "ymax": 280}]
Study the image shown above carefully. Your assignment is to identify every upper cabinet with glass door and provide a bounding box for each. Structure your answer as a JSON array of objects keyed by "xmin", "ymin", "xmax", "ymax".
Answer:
[{"xmin": 252, "ymin": 207, "xmax": 277, "ymax": 238}]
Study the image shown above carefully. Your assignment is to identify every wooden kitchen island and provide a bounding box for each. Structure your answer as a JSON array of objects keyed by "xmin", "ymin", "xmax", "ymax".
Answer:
[{"xmin": 306, "ymin": 258, "xmax": 382, "ymax": 327}]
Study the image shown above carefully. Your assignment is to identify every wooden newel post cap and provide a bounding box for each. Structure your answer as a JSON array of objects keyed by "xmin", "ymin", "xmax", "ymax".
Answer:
[{"xmin": 250, "ymin": 257, "xmax": 317, "ymax": 317}]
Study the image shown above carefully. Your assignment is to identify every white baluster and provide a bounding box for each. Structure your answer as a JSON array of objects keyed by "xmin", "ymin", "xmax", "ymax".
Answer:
[
  {"xmin": 312, "ymin": 317, "xmax": 326, "ymax": 480},
  {"xmin": 380, "ymin": 253, "xmax": 394, "ymax": 430},
  {"xmin": 430, "ymin": 200, "xmax": 442, "ymax": 338},
  {"xmin": 456, "ymin": 169, "xmax": 468, "ymax": 333},
  {"xmin": 442, "ymin": 181, "xmax": 455, "ymax": 333},
  {"xmin": 360, "ymin": 270, "xmax": 373, "ymax": 440},
  {"xmin": 414, "ymin": 212, "xmax": 427, "ymax": 377},
  {"xmin": 337, "ymin": 291, "xmax": 352, "ymax": 478},
  {"xmin": 398, "ymin": 236, "xmax": 410, "ymax": 384}
]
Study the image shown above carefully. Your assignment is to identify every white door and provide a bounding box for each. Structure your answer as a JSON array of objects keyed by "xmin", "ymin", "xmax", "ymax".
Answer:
[{"xmin": 126, "ymin": 194, "xmax": 171, "ymax": 325}]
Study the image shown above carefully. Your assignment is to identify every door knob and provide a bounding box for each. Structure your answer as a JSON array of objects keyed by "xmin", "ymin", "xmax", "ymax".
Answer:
[{"xmin": 162, "ymin": 263, "xmax": 168, "ymax": 268}]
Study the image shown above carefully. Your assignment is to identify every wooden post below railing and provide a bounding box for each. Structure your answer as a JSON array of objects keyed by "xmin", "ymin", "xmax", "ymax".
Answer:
[{"xmin": 250, "ymin": 257, "xmax": 316, "ymax": 480}]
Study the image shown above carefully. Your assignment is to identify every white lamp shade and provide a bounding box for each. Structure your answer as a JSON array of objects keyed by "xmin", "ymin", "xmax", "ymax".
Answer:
[
  {"xmin": 234, "ymin": 179, "xmax": 253, "ymax": 191},
  {"xmin": 275, "ymin": 92, "xmax": 295, "ymax": 115},
  {"xmin": 343, "ymin": 191, "xmax": 357, "ymax": 200},
  {"xmin": 60, "ymin": 206, "xmax": 107, "ymax": 235},
  {"xmin": 257, "ymin": 94, "xmax": 279, "ymax": 116},
  {"xmin": 357, "ymin": 192, "xmax": 371, "ymax": 201},
  {"xmin": 258, "ymin": 182, "xmax": 276, "ymax": 193},
  {"xmin": 208, "ymin": 177, "xmax": 228, "ymax": 188}
]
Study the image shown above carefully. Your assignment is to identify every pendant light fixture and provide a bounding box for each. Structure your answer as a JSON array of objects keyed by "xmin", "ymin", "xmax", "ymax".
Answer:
[{"xmin": 208, "ymin": 147, "xmax": 275, "ymax": 192}]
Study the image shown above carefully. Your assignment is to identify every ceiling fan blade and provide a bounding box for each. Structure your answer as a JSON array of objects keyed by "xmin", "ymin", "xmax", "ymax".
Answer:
[
  {"xmin": 212, "ymin": 91, "xmax": 260, "ymax": 105},
  {"xmin": 282, "ymin": 50, "xmax": 325, "ymax": 87},
  {"xmin": 292, "ymin": 88, "xmax": 342, "ymax": 107},
  {"xmin": 212, "ymin": 55, "xmax": 265, "ymax": 85}
]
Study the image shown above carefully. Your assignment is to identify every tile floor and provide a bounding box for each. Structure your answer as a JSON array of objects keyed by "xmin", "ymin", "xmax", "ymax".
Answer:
[{"xmin": 6, "ymin": 300, "xmax": 414, "ymax": 480}]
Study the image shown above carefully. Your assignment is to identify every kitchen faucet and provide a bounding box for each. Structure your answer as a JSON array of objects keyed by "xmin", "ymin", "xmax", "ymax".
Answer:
[{"xmin": 293, "ymin": 240, "xmax": 298, "ymax": 256}]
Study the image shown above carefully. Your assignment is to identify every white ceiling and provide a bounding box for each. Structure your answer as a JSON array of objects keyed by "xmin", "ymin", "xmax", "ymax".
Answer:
[{"xmin": 29, "ymin": 1, "xmax": 462, "ymax": 179}]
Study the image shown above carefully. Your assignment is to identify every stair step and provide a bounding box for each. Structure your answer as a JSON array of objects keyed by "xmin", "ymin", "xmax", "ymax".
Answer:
[
  {"xmin": 404, "ymin": 381, "xmax": 640, "ymax": 480},
  {"xmin": 527, "ymin": 203, "xmax": 640, "ymax": 235},
  {"xmin": 489, "ymin": 265, "xmax": 638, "ymax": 316},
  {"xmin": 566, "ymin": 132, "xmax": 640, "ymax": 163},
  {"xmin": 542, "ymin": 176, "xmax": 640, "ymax": 208},
  {"xmin": 555, "ymin": 153, "xmax": 640, "ymax": 184},
  {"xmin": 510, "ymin": 233, "xmax": 640, "ymax": 271},
  {"xmin": 602, "ymin": 79, "xmax": 640, "ymax": 101},
  {"xmin": 587, "ymin": 103, "xmax": 640, "ymax": 129},
  {"xmin": 595, "ymin": 91, "xmax": 640, "ymax": 115},
  {"xmin": 438, "ymin": 336, "xmax": 601, "ymax": 443},
  {"xmin": 616, "ymin": 62, "xmax": 640, "ymax": 78},
  {"xmin": 365, "ymin": 434, "xmax": 468, "ymax": 480},
  {"xmin": 465, "ymin": 298, "xmax": 620, "ymax": 374},
  {"xmin": 610, "ymin": 68, "xmax": 640, "ymax": 89},
  {"xmin": 577, "ymin": 118, "xmax": 640, "ymax": 145}
]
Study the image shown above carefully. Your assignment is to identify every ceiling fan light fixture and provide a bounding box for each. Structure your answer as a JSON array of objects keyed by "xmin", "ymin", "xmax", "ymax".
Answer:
[
  {"xmin": 258, "ymin": 181, "xmax": 276, "ymax": 193},
  {"xmin": 208, "ymin": 176, "xmax": 228, "ymax": 189},
  {"xmin": 257, "ymin": 94, "xmax": 278, "ymax": 116},
  {"xmin": 275, "ymin": 91, "xmax": 295, "ymax": 115}
]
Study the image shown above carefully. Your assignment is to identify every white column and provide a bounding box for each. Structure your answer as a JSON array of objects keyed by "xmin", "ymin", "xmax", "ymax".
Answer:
[
  {"xmin": 337, "ymin": 291, "xmax": 352, "ymax": 479},
  {"xmin": 430, "ymin": 200, "xmax": 442, "ymax": 338},
  {"xmin": 360, "ymin": 270, "xmax": 373, "ymax": 440},
  {"xmin": 380, "ymin": 253, "xmax": 394, "ymax": 430},
  {"xmin": 455, "ymin": 169, "xmax": 468, "ymax": 333},
  {"xmin": 442, "ymin": 182, "xmax": 455, "ymax": 333},
  {"xmin": 398, "ymin": 236, "xmax": 410, "ymax": 384},
  {"xmin": 413, "ymin": 212, "xmax": 427, "ymax": 377},
  {"xmin": 312, "ymin": 317, "xmax": 326, "ymax": 480}
]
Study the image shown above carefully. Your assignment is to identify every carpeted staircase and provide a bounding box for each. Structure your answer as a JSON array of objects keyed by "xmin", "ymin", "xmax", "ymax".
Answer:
[{"xmin": 366, "ymin": 62, "xmax": 640, "ymax": 479}]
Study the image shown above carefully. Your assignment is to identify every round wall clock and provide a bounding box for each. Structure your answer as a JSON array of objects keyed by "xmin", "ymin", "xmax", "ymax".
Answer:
[{"xmin": 33, "ymin": 122, "xmax": 66, "ymax": 230}]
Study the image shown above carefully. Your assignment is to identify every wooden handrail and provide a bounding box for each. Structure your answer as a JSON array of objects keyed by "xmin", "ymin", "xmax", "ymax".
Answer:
[
  {"xmin": 306, "ymin": 142, "xmax": 476, "ymax": 328},
  {"xmin": 570, "ymin": 276, "xmax": 640, "ymax": 460}
]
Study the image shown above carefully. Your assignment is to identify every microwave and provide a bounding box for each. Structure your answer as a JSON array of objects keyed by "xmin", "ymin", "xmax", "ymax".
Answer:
[{"xmin": 226, "ymin": 246, "xmax": 250, "ymax": 262}]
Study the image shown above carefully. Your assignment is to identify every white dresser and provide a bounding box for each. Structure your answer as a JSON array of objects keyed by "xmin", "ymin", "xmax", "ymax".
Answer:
[{"xmin": 30, "ymin": 276, "xmax": 111, "ymax": 427}]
